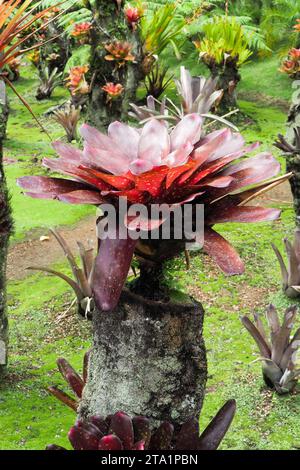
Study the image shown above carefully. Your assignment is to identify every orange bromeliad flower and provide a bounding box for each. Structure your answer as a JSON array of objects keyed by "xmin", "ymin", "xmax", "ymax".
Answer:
[
  {"xmin": 280, "ymin": 48, "xmax": 300, "ymax": 78},
  {"xmin": 124, "ymin": 4, "xmax": 143, "ymax": 30},
  {"xmin": 65, "ymin": 65, "xmax": 90, "ymax": 96},
  {"xmin": 71, "ymin": 22, "xmax": 92, "ymax": 39},
  {"xmin": 102, "ymin": 82, "xmax": 124, "ymax": 100},
  {"xmin": 104, "ymin": 41, "xmax": 135, "ymax": 66}
]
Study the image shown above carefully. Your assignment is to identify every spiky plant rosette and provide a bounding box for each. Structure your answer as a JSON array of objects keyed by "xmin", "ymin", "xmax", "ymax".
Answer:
[
  {"xmin": 18, "ymin": 114, "xmax": 287, "ymax": 312},
  {"xmin": 130, "ymin": 66, "xmax": 225, "ymax": 125},
  {"xmin": 48, "ymin": 352, "xmax": 90, "ymax": 412},
  {"xmin": 47, "ymin": 400, "xmax": 236, "ymax": 451},
  {"xmin": 241, "ymin": 306, "xmax": 300, "ymax": 394},
  {"xmin": 271, "ymin": 229, "xmax": 300, "ymax": 299}
]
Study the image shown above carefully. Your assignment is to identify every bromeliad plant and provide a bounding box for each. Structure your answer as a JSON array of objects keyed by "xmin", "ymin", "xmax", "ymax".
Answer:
[
  {"xmin": 194, "ymin": 16, "xmax": 253, "ymax": 110},
  {"xmin": 102, "ymin": 82, "xmax": 124, "ymax": 102},
  {"xmin": 65, "ymin": 65, "xmax": 90, "ymax": 97},
  {"xmin": 52, "ymin": 103, "xmax": 81, "ymax": 142},
  {"xmin": 51, "ymin": 103, "xmax": 81, "ymax": 143},
  {"xmin": 104, "ymin": 41, "xmax": 135, "ymax": 67},
  {"xmin": 35, "ymin": 66, "xmax": 62, "ymax": 100},
  {"xmin": 26, "ymin": 229, "xmax": 95, "ymax": 318},
  {"xmin": 144, "ymin": 63, "xmax": 173, "ymax": 100},
  {"xmin": 280, "ymin": 48, "xmax": 300, "ymax": 79},
  {"xmin": 18, "ymin": 114, "xmax": 288, "ymax": 311},
  {"xmin": 130, "ymin": 66, "xmax": 225, "ymax": 127},
  {"xmin": 271, "ymin": 230, "xmax": 300, "ymax": 299},
  {"xmin": 48, "ymin": 352, "xmax": 90, "ymax": 412},
  {"xmin": 70, "ymin": 21, "xmax": 92, "ymax": 44},
  {"xmin": 47, "ymin": 400, "xmax": 236, "ymax": 450},
  {"xmin": 241, "ymin": 306, "xmax": 300, "ymax": 394}
]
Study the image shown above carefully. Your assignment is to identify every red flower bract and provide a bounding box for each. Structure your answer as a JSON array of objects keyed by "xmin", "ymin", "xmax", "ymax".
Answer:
[{"xmin": 18, "ymin": 115, "xmax": 282, "ymax": 311}]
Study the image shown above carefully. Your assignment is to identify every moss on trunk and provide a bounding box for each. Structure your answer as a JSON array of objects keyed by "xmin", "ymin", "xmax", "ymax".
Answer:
[{"xmin": 0, "ymin": 80, "xmax": 13, "ymax": 374}]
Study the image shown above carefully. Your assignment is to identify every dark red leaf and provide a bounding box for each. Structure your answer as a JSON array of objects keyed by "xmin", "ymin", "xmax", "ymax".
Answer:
[
  {"xmin": 92, "ymin": 230, "xmax": 137, "ymax": 311},
  {"xmin": 203, "ymin": 227, "xmax": 245, "ymax": 275},
  {"xmin": 175, "ymin": 417, "xmax": 199, "ymax": 450},
  {"xmin": 57, "ymin": 358, "xmax": 84, "ymax": 398},
  {"xmin": 110, "ymin": 412, "xmax": 134, "ymax": 450},
  {"xmin": 58, "ymin": 190, "xmax": 105, "ymax": 205},
  {"xmin": 207, "ymin": 206, "xmax": 280, "ymax": 225},
  {"xmin": 149, "ymin": 421, "xmax": 174, "ymax": 450},
  {"xmin": 46, "ymin": 444, "xmax": 67, "ymax": 450},
  {"xmin": 197, "ymin": 400, "xmax": 236, "ymax": 450},
  {"xmin": 98, "ymin": 435, "xmax": 123, "ymax": 450},
  {"xmin": 132, "ymin": 416, "xmax": 151, "ymax": 448},
  {"xmin": 68, "ymin": 423, "xmax": 102, "ymax": 450}
]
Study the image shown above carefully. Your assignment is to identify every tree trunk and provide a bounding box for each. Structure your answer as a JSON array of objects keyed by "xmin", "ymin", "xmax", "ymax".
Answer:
[
  {"xmin": 87, "ymin": 1, "xmax": 145, "ymax": 130},
  {"xmin": 79, "ymin": 289, "xmax": 207, "ymax": 427},
  {"xmin": 0, "ymin": 80, "xmax": 12, "ymax": 375},
  {"xmin": 208, "ymin": 61, "xmax": 241, "ymax": 113},
  {"xmin": 285, "ymin": 84, "xmax": 300, "ymax": 226}
]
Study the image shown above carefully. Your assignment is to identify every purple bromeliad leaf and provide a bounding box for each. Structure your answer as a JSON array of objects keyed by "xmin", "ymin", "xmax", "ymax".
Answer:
[{"xmin": 92, "ymin": 227, "xmax": 137, "ymax": 312}]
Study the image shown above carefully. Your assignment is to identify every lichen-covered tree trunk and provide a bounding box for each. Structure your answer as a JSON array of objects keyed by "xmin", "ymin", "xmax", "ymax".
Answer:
[
  {"xmin": 79, "ymin": 289, "xmax": 207, "ymax": 427},
  {"xmin": 0, "ymin": 80, "xmax": 12, "ymax": 375},
  {"xmin": 285, "ymin": 85, "xmax": 300, "ymax": 226},
  {"xmin": 87, "ymin": 1, "xmax": 145, "ymax": 130}
]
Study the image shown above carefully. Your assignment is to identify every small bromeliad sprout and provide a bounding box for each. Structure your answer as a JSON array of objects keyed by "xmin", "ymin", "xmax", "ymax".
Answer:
[
  {"xmin": 48, "ymin": 351, "xmax": 90, "ymax": 412},
  {"xmin": 241, "ymin": 305, "xmax": 300, "ymax": 394},
  {"xmin": 274, "ymin": 127, "xmax": 300, "ymax": 157},
  {"xmin": 102, "ymin": 82, "xmax": 124, "ymax": 101},
  {"xmin": 104, "ymin": 41, "xmax": 135, "ymax": 66},
  {"xmin": 70, "ymin": 22, "xmax": 92, "ymax": 43},
  {"xmin": 124, "ymin": 4, "xmax": 144, "ymax": 31},
  {"xmin": 65, "ymin": 66, "xmax": 90, "ymax": 96},
  {"xmin": 46, "ymin": 400, "xmax": 236, "ymax": 450},
  {"xmin": 52, "ymin": 104, "xmax": 81, "ymax": 143},
  {"xmin": 26, "ymin": 229, "xmax": 95, "ymax": 318},
  {"xmin": 271, "ymin": 230, "xmax": 300, "ymax": 299},
  {"xmin": 36, "ymin": 67, "xmax": 62, "ymax": 100}
]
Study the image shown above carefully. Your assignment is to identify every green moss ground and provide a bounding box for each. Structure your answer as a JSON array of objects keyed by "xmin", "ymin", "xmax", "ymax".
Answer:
[{"xmin": 1, "ymin": 58, "xmax": 300, "ymax": 450}]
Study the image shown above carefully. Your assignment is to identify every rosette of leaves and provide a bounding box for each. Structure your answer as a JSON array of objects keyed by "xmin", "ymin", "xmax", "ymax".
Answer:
[
  {"xmin": 130, "ymin": 66, "xmax": 229, "ymax": 129},
  {"xmin": 47, "ymin": 400, "xmax": 236, "ymax": 450},
  {"xmin": 52, "ymin": 103, "xmax": 81, "ymax": 142},
  {"xmin": 36, "ymin": 66, "xmax": 62, "ymax": 100},
  {"xmin": 26, "ymin": 228, "xmax": 95, "ymax": 318},
  {"xmin": 241, "ymin": 305, "xmax": 300, "ymax": 394}
]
